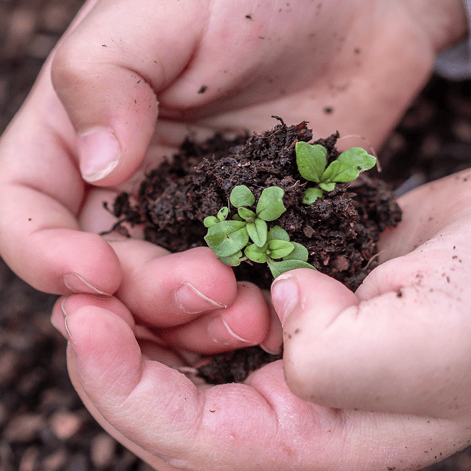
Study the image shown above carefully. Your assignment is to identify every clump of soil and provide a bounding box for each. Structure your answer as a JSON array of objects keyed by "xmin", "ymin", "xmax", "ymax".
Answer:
[{"xmin": 108, "ymin": 118, "xmax": 402, "ymax": 384}]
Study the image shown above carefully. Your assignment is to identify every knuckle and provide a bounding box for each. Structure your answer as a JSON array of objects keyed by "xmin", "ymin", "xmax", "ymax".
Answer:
[{"xmin": 51, "ymin": 37, "xmax": 99, "ymax": 93}]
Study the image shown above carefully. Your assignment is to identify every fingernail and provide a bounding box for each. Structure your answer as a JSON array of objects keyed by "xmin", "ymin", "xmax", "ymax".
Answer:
[
  {"xmin": 64, "ymin": 273, "xmax": 108, "ymax": 295},
  {"xmin": 61, "ymin": 297, "xmax": 69, "ymax": 317},
  {"xmin": 207, "ymin": 316, "xmax": 251, "ymax": 345},
  {"xmin": 77, "ymin": 127, "xmax": 120, "ymax": 182},
  {"xmin": 271, "ymin": 274, "xmax": 299, "ymax": 326},
  {"xmin": 57, "ymin": 298, "xmax": 74, "ymax": 344},
  {"xmin": 64, "ymin": 316, "xmax": 76, "ymax": 351},
  {"xmin": 260, "ymin": 342, "xmax": 282, "ymax": 355},
  {"xmin": 174, "ymin": 283, "xmax": 226, "ymax": 314},
  {"xmin": 49, "ymin": 298, "xmax": 71, "ymax": 339}
]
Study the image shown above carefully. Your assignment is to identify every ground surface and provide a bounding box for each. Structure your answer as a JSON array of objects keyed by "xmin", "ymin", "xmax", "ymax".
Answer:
[{"xmin": 1, "ymin": 0, "xmax": 471, "ymax": 470}]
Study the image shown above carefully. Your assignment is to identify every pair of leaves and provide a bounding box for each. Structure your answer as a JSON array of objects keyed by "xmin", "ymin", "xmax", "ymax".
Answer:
[
  {"xmin": 230, "ymin": 185, "xmax": 286, "ymax": 222},
  {"xmin": 204, "ymin": 185, "xmax": 287, "ymax": 259},
  {"xmin": 245, "ymin": 225, "xmax": 315, "ymax": 277},
  {"xmin": 244, "ymin": 226, "xmax": 314, "ymax": 278},
  {"xmin": 295, "ymin": 142, "xmax": 377, "ymax": 204}
]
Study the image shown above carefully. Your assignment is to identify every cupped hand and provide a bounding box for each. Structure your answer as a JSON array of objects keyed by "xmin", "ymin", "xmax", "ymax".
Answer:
[
  {"xmin": 0, "ymin": 0, "xmax": 461, "ymax": 296},
  {"xmin": 52, "ymin": 188, "xmax": 471, "ymax": 471},
  {"xmin": 271, "ymin": 168, "xmax": 471, "ymax": 463},
  {"xmin": 53, "ymin": 169, "xmax": 471, "ymax": 471}
]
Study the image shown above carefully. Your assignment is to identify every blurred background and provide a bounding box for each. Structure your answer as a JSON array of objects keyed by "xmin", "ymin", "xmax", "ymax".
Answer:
[{"xmin": 1, "ymin": 0, "xmax": 471, "ymax": 470}]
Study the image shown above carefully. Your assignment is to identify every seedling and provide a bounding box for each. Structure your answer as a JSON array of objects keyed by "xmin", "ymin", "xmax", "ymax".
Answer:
[
  {"xmin": 295, "ymin": 142, "xmax": 377, "ymax": 204},
  {"xmin": 204, "ymin": 185, "xmax": 315, "ymax": 278}
]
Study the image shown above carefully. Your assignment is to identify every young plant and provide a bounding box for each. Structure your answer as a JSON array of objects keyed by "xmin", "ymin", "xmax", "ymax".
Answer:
[
  {"xmin": 204, "ymin": 185, "xmax": 315, "ymax": 277},
  {"xmin": 245, "ymin": 225, "xmax": 314, "ymax": 278},
  {"xmin": 295, "ymin": 141, "xmax": 377, "ymax": 204}
]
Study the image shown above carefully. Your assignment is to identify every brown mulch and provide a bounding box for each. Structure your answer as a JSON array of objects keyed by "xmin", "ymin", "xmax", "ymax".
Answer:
[{"xmin": 1, "ymin": 1, "xmax": 471, "ymax": 469}]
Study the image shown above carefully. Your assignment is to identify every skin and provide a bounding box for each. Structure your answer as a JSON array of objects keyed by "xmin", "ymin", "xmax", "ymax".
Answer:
[{"xmin": 2, "ymin": 0, "xmax": 471, "ymax": 469}]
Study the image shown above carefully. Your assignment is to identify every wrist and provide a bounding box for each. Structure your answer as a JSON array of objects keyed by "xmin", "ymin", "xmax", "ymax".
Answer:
[{"xmin": 399, "ymin": 0, "xmax": 468, "ymax": 53}]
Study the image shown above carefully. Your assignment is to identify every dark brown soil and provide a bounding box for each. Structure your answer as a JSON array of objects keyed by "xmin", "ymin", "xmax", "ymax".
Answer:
[
  {"xmin": 108, "ymin": 119, "xmax": 402, "ymax": 385},
  {"xmin": 109, "ymin": 120, "xmax": 401, "ymax": 292},
  {"xmin": 1, "ymin": 1, "xmax": 471, "ymax": 469}
]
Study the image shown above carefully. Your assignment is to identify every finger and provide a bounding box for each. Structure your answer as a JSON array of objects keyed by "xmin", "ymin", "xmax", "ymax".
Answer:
[
  {"xmin": 52, "ymin": 287, "xmax": 269, "ymax": 357},
  {"xmin": 271, "ymin": 170, "xmax": 471, "ymax": 417},
  {"xmin": 51, "ymin": 294, "xmax": 136, "ymax": 339},
  {"xmin": 77, "ymin": 191, "xmax": 273, "ymax": 352},
  {"xmin": 0, "ymin": 9, "xmax": 121, "ymax": 294},
  {"xmin": 64, "ymin": 304, "xmax": 469, "ymax": 471},
  {"xmin": 271, "ymin": 245, "xmax": 471, "ymax": 419},
  {"xmin": 159, "ymin": 281, "xmax": 270, "ymax": 354},
  {"xmin": 0, "ymin": 173, "xmax": 120, "ymax": 295},
  {"xmin": 80, "ymin": 180, "xmax": 277, "ymax": 352},
  {"xmin": 259, "ymin": 290, "xmax": 283, "ymax": 355},
  {"xmin": 50, "ymin": 0, "xmax": 209, "ymax": 185},
  {"xmin": 111, "ymin": 240, "xmax": 238, "ymax": 327},
  {"xmin": 378, "ymin": 168, "xmax": 471, "ymax": 262},
  {"xmin": 53, "ymin": 294, "xmax": 188, "ymax": 367},
  {"xmin": 0, "ymin": 95, "xmax": 121, "ymax": 296}
]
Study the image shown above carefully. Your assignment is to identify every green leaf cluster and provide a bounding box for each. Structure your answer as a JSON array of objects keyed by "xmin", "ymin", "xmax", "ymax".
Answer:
[
  {"xmin": 295, "ymin": 142, "xmax": 377, "ymax": 204},
  {"xmin": 204, "ymin": 185, "xmax": 316, "ymax": 278}
]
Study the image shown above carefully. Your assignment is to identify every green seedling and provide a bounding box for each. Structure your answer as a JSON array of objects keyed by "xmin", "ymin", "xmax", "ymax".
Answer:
[
  {"xmin": 204, "ymin": 185, "xmax": 316, "ymax": 278},
  {"xmin": 295, "ymin": 141, "xmax": 377, "ymax": 204},
  {"xmin": 245, "ymin": 225, "xmax": 315, "ymax": 278}
]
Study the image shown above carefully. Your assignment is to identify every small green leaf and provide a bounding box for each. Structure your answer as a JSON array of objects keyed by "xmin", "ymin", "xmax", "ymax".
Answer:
[
  {"xmin": 217, "ymin": 207, "xmax": 229, "ymax": 221},
  {"xmin": 204, "ymin": 220, "xmax": 249, "ymax": 257},
  {"xmin": 245, "ymin": 243, "xmax": 268, "ymax": 263},
  {"xmin": 238, "ymin": 207, "xmax": 256, "ymax": 221},
  {"xmin": 295, "ymin": 142, "xmax": 328, "ymax": 182},
  {"xmin": 247, "ymin": 218, "xmax": 268, "ymax": 247},
  {"xmin": 284, "ymin": 242, "xmax": 309, "ymax": 262},
  {"xmin": 267, "ymin": 225, "xmax": 290, "ymax": 242},
  {"xmin": 204, "ymin": 216, "xmax": 218, "ymax": 227},
  {"xmin": 267, "ymin": 240, "xmax": 294, "ymax": 259},
  {"xmin": 219, "ymin": 251, "xmax": 245, "ymax": 266},
  {"xmin": 321, "ymin": 148, "xmax": 376, "ymax": 183},
  {"xmin": 302, "ymin": 187, "xmax": 324, "ymax": 204},
  {"xmin": 267, "ymin": 258, "xmax": 316, "ymax": 278},
  {"xmin": 319, "ymin": 182, "xmax": 336, "ymax": 192},
  {"xmin": 320, "ymin": 160, "xmax": 340, "ymax": 183},
  {"xmin": 230, "ymin": 185, "xmax": 255, "ymax": 207},
  {"xmin": 256, "ymin": 187, "xmax": 286, "ymax": 221}
]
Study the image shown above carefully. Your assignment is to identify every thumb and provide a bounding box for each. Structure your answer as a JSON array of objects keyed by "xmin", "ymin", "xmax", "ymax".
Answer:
[
  {"xmin": 271, "ymin": 265, "xmax": 471, "ymax": 418},
  {"xmin": 50, "ymin": 0, "xmax": 206, "ymax": 185}
]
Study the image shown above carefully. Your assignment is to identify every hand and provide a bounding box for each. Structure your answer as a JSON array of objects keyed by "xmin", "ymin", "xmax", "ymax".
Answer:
[
  {"xmin": 53, "ymin": 170, "xmax": 471, "ymax": 471},
  {"xmin": 52, "ymin": 170, "xmax": 471, "ymax": 471},
  {"xmin": 0, "ymin": 0, "xmax": 464, "ymax": 295},
  {"xmin": 271, "ymin": 168, "xmax": 471, "ymax": 463}
]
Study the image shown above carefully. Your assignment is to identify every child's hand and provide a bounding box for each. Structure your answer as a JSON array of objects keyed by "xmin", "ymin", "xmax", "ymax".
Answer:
[
  {"xmin": 51, "ymin": 169, "xmax": 471, "ymax": 471},
  {"xmin": 271, "ymin": 169, "xmax": 471, "ymax": 451},
  {"xmin": 51, "ymin": 212, "xmax": 471, "ymax": 471}
]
